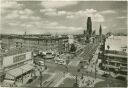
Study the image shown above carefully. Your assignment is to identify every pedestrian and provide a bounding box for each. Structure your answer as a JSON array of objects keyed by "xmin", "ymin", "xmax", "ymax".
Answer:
[{"xmin": 93, "ymin": 80, "xmax": 94, "ymax": 83}]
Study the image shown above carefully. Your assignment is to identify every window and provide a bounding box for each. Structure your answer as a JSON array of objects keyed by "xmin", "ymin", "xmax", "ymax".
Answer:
[{"xmin": 123, "ymin": 49, "xmax": 126, "ymax": 51}]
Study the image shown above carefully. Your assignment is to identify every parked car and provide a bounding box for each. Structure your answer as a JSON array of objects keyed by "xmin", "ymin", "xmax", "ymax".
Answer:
[
  {"xmin": 26, "ymin": 76, "xmax": 37, "ymax": 84},
  {"xmin": 101, "ymin": 73, "xmax": 110, "ymax": 77},
  {"xmin": 38, "ymin": 61, "xmax": 45, "ymax": 66},
  {"xmin": 55, "ymin": 60, "xmax": 66, "ymax": 65}
]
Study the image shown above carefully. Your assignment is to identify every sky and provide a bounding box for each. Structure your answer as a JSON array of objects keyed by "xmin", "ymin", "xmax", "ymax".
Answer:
[{"xmin": 1, "ymin": 0, "xmax": 127, "ymax": 34}]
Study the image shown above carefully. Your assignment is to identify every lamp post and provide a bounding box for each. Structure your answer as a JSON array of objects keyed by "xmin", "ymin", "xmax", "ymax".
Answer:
[
  {"xmin": 39, "ymin": 69, "xmax": 43, "ymax": 87},
  {"xmin": 66, "ymin": 58, "xmax": 69, "ymax": 72},
  {"xmin": 107, "ymin": 45, "xmax": 110, "ymax": 87},
  {"xmin": 95, "ymin": 63, "xmax": 96, "ymax": 79}
]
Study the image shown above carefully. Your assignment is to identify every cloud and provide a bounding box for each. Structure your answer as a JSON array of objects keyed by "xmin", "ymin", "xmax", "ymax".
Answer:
[
  {"xmin": 40, "ymin": 8, "xmax": 57, "ymax": 12},
  {"xmin": 5, "ymin": 9, "xmax": 33, "ymax": 19},
  {"xmin": 49, "ymin": 22, "xmax": 59, "ymax": 26},
  {"xmin": 40, "ymin": 8, "xmax": 104, "ymax": 22},
  {"xmin": 13, "ymin": 20, "xmax": 83, "ymax": 34},
  {"xmin": 93, "ymin": 13, "xmax": 104, "ymax": 22},
  {"xmin": 8, "ymin": 22, "xmax": 20, "ymax": 26},
  {"xmin": 5, "ymin": 10, "xmax": 19, "ymax": 19},
  {"xmin": 4, "ymin": 8, "xmax": 41, "ymax": 21},
  {"xmin": 40, "ymin": 9, "xmax": 67, "ymax": 16},
  {"xmin": 41, "ymin": 1, "xmax": 78, "ymax": 9},
  {"xmin": 116, "ymin": 16, "xmax": 127, "ymax": 19},
  {"xmin": 1, "ymin": 1, "xmax": 21, "ymax": 9},
  {"xmin": 40, "ymin": 8, "xmax": 57, "ymax": 16},
  {"xmin": 103, "ymin": 26, "xmax": 107, "ymax": 29},
  {"xmin": 57, "ymin": 11, "xmax": 67, "ymax": 16},
  {"xmin": 66, "ymin": 9, "xmax": 105, "ymax": 22},
  {"xmin": 84, "ymin": 9, "xmax": 97, "ymax": 14},
  {"xmin": 66, "ymin": 15, "xmax": 74, "ymax": 19},
  {"xmin": 19, "ymin": 9, "xmax": 33, "ymax": 15},
  {"xmin": 100, "ymin": 10, "xmax": 116, "ymax": 14},
  {"xmin": 1, "ymin": 0, "xmax": 23, "ymax": 14}
]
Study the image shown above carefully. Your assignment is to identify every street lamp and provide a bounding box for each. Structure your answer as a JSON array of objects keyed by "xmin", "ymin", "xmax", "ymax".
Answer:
[
  {"xmin": 65, "ymin": 58, "xmax": 70, "ymax": 72},
  {"xmin": 95, "ymin": 61, "xmax": 97, "ymax": 79},
  {"xmin": 39, "ymin": 70, "xmax": 43, "ymax": 87},
  {"xmin": 107, "ymin": 45, "xmax": 110, "ymax": 87}
]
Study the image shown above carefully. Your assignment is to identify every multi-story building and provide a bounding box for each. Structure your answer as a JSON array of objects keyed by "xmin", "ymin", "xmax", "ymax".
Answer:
[
  {"xmin": 1, "ymin": 34, "xmax": 70, "ymax": 54},
  {"xmin": 0, "ymin": 34, "xmax": 72, "ymax": 86},
  {"xmin": 103, "ymin": 51, "xmax": 127, "ymax": 75},
  {"xmin": 87, "ymin": 17, "xmax": 92, "ymax": 36},
  {"xmin": 99, "ymin": 35, "xmax": 127, "ymax": 79},
  {"xmin": 0, "ymin": 46, "xmax": 34, "ymax": 86}
]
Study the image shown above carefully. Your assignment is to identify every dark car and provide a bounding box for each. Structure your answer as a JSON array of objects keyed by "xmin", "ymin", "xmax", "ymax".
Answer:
[
  {"xmin": 26, "ymin": 76, "xmax": 37, "ymax": 84},
  {"xmin": 101, "ymin": 73, "xmax": 110, "ymax": 77}
]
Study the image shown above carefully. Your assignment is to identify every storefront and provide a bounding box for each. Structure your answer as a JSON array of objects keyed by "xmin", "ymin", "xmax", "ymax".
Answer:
[{"xmin": 4, "ymin": 64, "xmax": 34, "ymax": 86}]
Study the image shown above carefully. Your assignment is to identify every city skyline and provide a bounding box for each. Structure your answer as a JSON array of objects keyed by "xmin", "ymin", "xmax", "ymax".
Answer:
[{"xmin": 1, "ymin": 0, "xmax": 127, "ymax": 34}]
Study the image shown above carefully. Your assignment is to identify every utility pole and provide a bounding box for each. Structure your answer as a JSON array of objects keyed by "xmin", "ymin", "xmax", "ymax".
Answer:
[
  {"xmin": 40, "ymin": 70, "xmax": 42, "ymax": 87},
  {"xmin": 95, "ymin": 62, "xmax": 96, "ymax": 79},
  {"xmin": 76, "ymin": 74, "xmax": 77, "ymax": 84}
]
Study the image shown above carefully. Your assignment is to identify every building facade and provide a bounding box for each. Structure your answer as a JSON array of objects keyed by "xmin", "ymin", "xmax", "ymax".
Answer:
[
  {"xmin": 1, "ymin": 34, "xmax": 70, "ymax": 54},
  {"xmin": 87, "ymin": 17, "xmax": 92, "ymax": 36},
  {"xmin": 99, "ymin": 35, "xmax": 127, "ymax": 79},
  {"xmin": 0, "ymin": 46, "xmax": 33, "ymax": 86}
]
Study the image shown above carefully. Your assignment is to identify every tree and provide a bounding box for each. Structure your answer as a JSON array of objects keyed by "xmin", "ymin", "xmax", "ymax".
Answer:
[
  {"xmin": 70, "ymin": 43, "xmax": 77, "ymax": 52},
  {"xmin": 107, "ymin": 45, "xmax": 110, "ymax": 50}
]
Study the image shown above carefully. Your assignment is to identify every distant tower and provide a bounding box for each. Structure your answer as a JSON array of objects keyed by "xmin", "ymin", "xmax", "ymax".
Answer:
[
  {"xmin": 87, "ymin": 17, "xmax": 92, "ymax": 36},
  {"xmin": 83, "ymin": 30, "xmax": 86, "ymax": 35},
  {"xmin": 24, "ymin": 28, "xmax": 27, "ymax": 36},
  {"xmin": 24, "ymin": 31, "xmax": 26, "ymax": 35},
  {"xmin": 99, "ymin": 25, "xmax": 102, "ymax": 36}
]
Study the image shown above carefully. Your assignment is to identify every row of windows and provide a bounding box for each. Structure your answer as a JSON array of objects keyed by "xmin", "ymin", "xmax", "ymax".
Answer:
[
  {"xmin": 24, "ymin": 40, "xmax": 66, "ymax": 44},
  {"xmin": 105, "ymin": 61, "xmax": 127, "ymax": 67}
]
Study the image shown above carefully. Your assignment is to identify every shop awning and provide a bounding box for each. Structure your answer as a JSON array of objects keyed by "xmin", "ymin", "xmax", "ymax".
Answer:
[
  {"xmin": 5, "ymin": 74, "xmax": 15, "ymax": 80},
  {"xmin": 3, "ymin": 80, "xmax": 15, "ymax": 84},
  {"xmin": 5, "ymin": 64, "xmax": 33, "ymax": 80}
]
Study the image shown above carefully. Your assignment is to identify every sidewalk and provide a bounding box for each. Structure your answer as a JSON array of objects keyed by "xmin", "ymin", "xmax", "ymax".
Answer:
[{"xmin": 78, "ymin": 75, "xmax": 103, "ymax": 87}]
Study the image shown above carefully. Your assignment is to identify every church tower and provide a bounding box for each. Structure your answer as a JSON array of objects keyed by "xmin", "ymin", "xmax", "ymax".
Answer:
[
  {"xmin": 87, "ymin": 17, "xmax": 92, "ymax": 36},
  {"xmin": 99, "ymin": 25, "xmax": 102, "ymax": 36}
]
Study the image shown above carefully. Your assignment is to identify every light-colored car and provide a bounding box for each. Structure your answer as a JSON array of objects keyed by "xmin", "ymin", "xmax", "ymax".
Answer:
[
  {"xmin": 84, "ymin": 65, "xmax": 88, "ymax": 69},
  {"xmin": 55, "ymin": 60, "xmax": 66, "ymax": 65},
  {"xmin": 38, "ymin": 61, "xmax": 44, "ymax": 66}
]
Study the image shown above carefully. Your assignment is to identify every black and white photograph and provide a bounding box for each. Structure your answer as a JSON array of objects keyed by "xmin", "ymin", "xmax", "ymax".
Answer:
[{"xmin": 0, "ymin": 0, "xmax": 127, "ymax": 87}]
